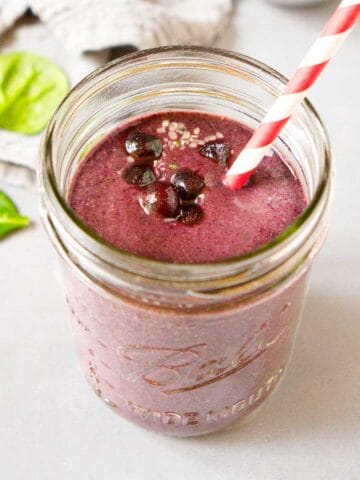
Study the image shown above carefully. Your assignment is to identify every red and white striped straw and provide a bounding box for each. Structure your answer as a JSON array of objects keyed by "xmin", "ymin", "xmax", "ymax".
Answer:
[{"xmin": 225, "ymin": 0, "xmax": 360, "ymax": 190}]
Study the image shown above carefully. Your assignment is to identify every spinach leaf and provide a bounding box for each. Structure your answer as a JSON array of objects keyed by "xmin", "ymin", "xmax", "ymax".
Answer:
[
  {"xmin": 0, "ymin": 52, "xmax": 69, "ymax": 135},
  {"xmin": 0, "ymin": 191, "xmax": 29, "ymax": 239}
]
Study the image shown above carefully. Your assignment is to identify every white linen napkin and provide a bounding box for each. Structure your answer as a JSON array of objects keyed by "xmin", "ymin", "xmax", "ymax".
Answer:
[{"xmin": 0, "ymin": 0, "xmax": 233, "ymax": 189}]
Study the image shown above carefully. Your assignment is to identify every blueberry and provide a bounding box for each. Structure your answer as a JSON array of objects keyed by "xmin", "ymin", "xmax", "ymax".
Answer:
[
  {"xmin": 125, "ymin": 130, "xmax": 163, "ymax": 161},
  {"xmin": 180, "ymin": 204, "xmax": 204, "ymax": 226},
  {"xmin": 122, "ymin": 164, "xmax": 156, "ymax": 188},
  {"xmin": 139, "ymin": 181, "xmax": 180, "ymax": 218},
  {"xmin": 199, "ymin": 141, "xmax": 231, "ymax": 167},
  {"xmin": 171, "ymin": 168, "xmax": 205, "ymax": 201}
]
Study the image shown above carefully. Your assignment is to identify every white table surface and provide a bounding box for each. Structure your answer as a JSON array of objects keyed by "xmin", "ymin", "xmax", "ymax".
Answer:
[{"xmin": 1, "ymin": 1, "xmax": 359, "ymax": 479}]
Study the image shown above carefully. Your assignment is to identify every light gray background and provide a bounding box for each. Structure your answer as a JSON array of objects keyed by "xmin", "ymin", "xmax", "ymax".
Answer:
[{"xmin": 1, "ymin": 1, "xmax": 359, "ymax": 479}]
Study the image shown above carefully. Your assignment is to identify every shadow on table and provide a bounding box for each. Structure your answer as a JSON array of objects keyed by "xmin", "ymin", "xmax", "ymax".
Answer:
[
  {"xmin": 184, "ymin": 287, "xmax": 360, "ymax": 445},
  {"xmin": 268, "ymin": 0, "xmax": 340, "ymax": 12}
]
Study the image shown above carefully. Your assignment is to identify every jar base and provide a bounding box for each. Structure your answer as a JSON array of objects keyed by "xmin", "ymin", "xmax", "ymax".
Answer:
[{"xmin": 85, "ymin": 375, "xmax": 283, "ymax": 438}]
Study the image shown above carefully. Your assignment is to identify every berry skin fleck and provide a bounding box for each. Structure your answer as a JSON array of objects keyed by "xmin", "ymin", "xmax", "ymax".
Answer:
[
  {"xmin": 199, "ymin": 141, "xmax": 231, "ymax": 167},
  {"xmin": 125, "ymin": 130, "xmax": 163, "ymax": 161},
  {"xmin": 171, "ymin": 168, "xmax": 205, "ymax": 201},
  {"xmin": 139, "ymin": 181, "xmax": 180, "ymax": 218},
  {"xmin": 121, "ymin": 164, "xmax": 156, "ymax": 188},
  {"xmin": 180, "ymin": 204, "xmax": 204, "ymax": 226}
]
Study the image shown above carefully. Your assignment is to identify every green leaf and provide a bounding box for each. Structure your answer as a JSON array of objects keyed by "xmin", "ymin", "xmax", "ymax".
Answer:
[
  {"xmin": 0, "ymin": 191, "xmax": 29, "ymax": 239},
  {"xmin": 0, "ymin": 51, "xmax": 69, "ymax": 135}
]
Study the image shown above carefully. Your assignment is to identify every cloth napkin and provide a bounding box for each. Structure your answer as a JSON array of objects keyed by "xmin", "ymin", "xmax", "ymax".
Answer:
[{"xmin": 0, "ymin": 0, "xmax": 233, "ymax": 189}]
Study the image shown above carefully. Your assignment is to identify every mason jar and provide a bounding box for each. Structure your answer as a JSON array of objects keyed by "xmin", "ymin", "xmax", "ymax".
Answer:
[{"xmin": 39, "ymin": 46, "xmax": 332, "ymax": 437}]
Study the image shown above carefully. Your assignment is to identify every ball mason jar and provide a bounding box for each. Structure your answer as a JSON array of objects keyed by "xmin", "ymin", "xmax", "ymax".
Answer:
[{"xmin": 39, "ymin": 46, "xmax": 332, "ymax": 437}]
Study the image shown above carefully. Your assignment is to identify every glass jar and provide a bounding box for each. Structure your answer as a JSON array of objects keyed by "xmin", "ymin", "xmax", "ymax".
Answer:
[{"xmin": 39, "ymin": 46, "xmax": 332, "ymax": 437}]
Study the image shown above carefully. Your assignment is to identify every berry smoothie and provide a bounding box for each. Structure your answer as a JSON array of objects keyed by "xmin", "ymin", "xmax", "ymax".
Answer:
[
  {"xmin": 64, "ymin": 111, "xmax": 309, "ymax": 436},
  {"xmin": 70, "ymin": 111, "xmax": 306, "ymax": 262}
]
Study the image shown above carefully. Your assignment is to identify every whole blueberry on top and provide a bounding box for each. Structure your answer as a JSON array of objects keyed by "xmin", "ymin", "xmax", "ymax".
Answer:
[
  {"xmin": 125, "ymin": 130, "xmax": 163, "ymax": 161},
  {"xmin": 122, "ymin": 164, "xmax": 156, "ymax": 188},
  {"xmin": 180, "ymin": 204, "xmax": 204, "ymax": 226},
  {"xmin": 139, "ymin": 181, "xmax": 180, "ymax": 218},
  {"xmin": 199, "ymin": 141, "xmax": 231, "ymax": 167},
  {"xmin": 171, "ymin": 168, "xmax": 205, "ymax": 201}
]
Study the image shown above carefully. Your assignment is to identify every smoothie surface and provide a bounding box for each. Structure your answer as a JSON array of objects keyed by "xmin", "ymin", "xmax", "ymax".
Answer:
[{"xmin": 69, "ymin": 111, "xmax": 306, "ymax": 263}]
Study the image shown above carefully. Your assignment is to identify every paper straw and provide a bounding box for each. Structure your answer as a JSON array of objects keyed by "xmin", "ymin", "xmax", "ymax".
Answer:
[{"xmin": 225, "ymin": 0, "xmax": 360, "ymax": 190}]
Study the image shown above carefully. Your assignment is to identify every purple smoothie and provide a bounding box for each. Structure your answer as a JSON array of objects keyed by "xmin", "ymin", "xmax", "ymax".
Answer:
[
  {"xmin": 69, "ymin": 111, "xmax": 306, "ymax": 263},
  {"xmin": 64, "ymin": 111, "xmax": 309, "ymax": 436}
]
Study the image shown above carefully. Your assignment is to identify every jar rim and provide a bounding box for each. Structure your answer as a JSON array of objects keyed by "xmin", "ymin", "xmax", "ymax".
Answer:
[{"xmin": 40, "ymin": 45, "xmax": 332, "ymax": 282}]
